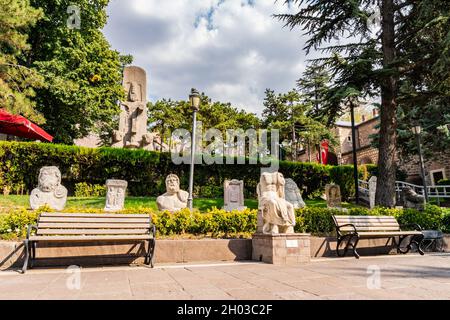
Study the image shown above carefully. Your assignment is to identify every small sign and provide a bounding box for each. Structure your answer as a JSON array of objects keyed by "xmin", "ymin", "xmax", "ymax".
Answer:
[{"xmin": 286, "ymin": 240, "xmax": 298, "ymax": 248}]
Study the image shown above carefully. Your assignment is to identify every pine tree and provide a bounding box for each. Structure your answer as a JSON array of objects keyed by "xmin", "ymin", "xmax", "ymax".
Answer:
[{"xmin": 276, "ymin": 0, "xmax": 450, "ymax": 207}]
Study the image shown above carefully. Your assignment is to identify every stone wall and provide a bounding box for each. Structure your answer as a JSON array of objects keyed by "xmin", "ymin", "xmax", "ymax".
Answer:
[{"xmin": 398, "ymin": 152, "xmax": 450, "ymax": 185}]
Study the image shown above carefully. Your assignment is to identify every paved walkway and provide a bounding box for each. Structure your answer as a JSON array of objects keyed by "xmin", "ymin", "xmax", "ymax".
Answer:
[{"xmin": 1, "ymin": 254, "xmax": 449, "ymax": 300}]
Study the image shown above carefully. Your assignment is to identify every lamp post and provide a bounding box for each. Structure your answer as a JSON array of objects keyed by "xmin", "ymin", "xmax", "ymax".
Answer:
[
  {"xmin": 411, "ymin": 125, "xmax": 429, "ymax": 202},
  {"xmin": 187, "ymin": 88, "xmax": 201, "ymax": 211},
  {"xmin": 349, "ymin": 100, "xmax": 359, "ymax": 204}
]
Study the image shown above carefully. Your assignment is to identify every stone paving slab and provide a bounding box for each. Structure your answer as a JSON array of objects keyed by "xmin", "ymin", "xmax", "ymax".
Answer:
[{"xmin": 0, "ymin": 254, "xmax": 449, "ymax": 300}]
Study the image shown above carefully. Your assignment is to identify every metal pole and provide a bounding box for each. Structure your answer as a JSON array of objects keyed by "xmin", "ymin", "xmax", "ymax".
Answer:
[
  {"xmin": 350, "ymin": 101, "xmax": 359, "ymax": 204},
  {"xmin": 187, "ymin": 109, "xmax": 197, "ymax": 211},
  {"xmin": 416, "ymin": 133, "xmax": 429, "ymax": 202}
]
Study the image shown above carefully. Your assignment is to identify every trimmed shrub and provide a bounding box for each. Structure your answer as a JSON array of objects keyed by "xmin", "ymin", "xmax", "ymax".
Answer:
[
  {"xmin": 2, "ymin": 205, "xmax": 447, "ymax": 240},
  {"xmin": 0, "ymin": 141, "xmax": 376, "ymax": 200},
  {"xmin": 74, "ymin": 182, "xmax": 106, "ymax": 197}
]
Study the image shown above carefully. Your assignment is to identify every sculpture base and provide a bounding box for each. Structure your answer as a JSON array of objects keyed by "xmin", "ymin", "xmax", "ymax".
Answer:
[{"xmin": 252, "ymin": 233, "xmax": 310, "ymax": 265}]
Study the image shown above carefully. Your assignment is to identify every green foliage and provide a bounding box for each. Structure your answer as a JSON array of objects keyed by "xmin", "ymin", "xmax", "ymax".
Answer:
[
  {"xmin": 74, "ymin": 182, "xmax": 106, "ymax": 197},
  {"xmin": 437, "ymin": 179, "xmax": 450, "ymax": 186},
  {"xmin": 148, "ymin": 94, "xmax": 261, "ymax": 148},
  {"xmin": 394, "ymin": 205, "xmax": 445, "ymax": 231},
  {"xmin": 0, "ymin": 141, "xmax": 370, "ymax": 200},
  {"xmin": 0, "ymin": 207, "xmax": 40, "ymax": 239},
  {"xmin": 0, "ymin": 205, "xmax": 448, "ymax": 240},
  {"xmin": 0, "ymin": 0, "xmax": 44, "ymax": 123},
  {"xmin": 261, "ymin": 88, "xmax": 334, "ymax": 161},
  {"xmin": 25, "ymin": 0, "xmax": 127, "ymax": 144}
]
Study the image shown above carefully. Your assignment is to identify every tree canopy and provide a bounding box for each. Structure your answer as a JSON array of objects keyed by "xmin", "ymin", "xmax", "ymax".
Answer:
[
  {"xmin": 0, "ymin": 0, "xmax": 44, "ymax": 123},
  {"xmin": 21, "ymin": 0, "xmax": 126, "ymax": 144},
  {"xmin": 276, "ymin": 0, "xmax": 450, "ymax": 206}
]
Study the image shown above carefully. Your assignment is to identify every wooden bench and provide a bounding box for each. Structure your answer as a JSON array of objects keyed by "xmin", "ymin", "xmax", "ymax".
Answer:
[
  {"xmin": 332, "ymin": 215, "xmax": 424, "ymax": 258},
  {"xmin": 22, "ymin": 212, "xmax": 156, "ymax": 273}
]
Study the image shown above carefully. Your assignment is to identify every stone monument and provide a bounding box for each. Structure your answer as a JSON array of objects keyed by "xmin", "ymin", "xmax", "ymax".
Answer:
[
  {"xmin": 104, "ymin": 179, "xmax": 128, "ymax": 212},
  {"xmin": 223, "ymin": 179, "xmax": 246, "ymax": 211},
  {"xmin": 368, "ymin": 176, "xmax": 377, "ymax": 209},
  {"xmin": 156, "ymin": 174, "xmax": 188, "ymax": 212},
  {"xmin": 30, "ymin": 166, "xmax": 67, "ymax": 211},
  {"xmin": 252, "ymin": 171, "xmax": 310, "ymax": 265},
  {"xmin": 325, "ymin": 184, "xmax": 342, "ymax": 208},
  {"xmin": 402, "ymin": 186, "xmax": 425, "ymax": 210},
  {"xmin": 256, "ymin": 172, "xmax": 296, "ymax": 234},
  {"xmin": 284, "ymin": 178, "xmax": 306, "ymax": 209},
  {"xmin": 112, "ymin": 66, "xmax": 153, "ymax": 149}
]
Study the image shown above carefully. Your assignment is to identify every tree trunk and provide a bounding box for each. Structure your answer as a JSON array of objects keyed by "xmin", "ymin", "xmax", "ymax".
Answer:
[{"xmin": 375, "ymin": 0, "xmax": 398, "ymax": 207}]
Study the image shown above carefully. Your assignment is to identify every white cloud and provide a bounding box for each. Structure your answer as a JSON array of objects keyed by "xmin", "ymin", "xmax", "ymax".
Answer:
[{"xmin": 103, "ymin": 0, "xmax": 308, "ymax": 115}]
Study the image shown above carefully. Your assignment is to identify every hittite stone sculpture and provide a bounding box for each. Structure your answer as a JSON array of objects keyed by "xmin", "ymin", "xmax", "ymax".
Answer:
[
  {"xmin": 223, "ymin": 179, "xmax": 246, "ymax": 211},
  {"xmin": 30, "ymin": 166, "xmax": 67, "ymax": 211},
  {"xmin": 257, "ymin": 172, "xmax": 296, "ymax": 234},
  {"xmin": 104, "ymin": 179, "xmax": 128, "ymax": 212},
  {"xmin": 402, "ymin": 186, "xmax": 425, "ymax": 210},
  {"xmin": 156, "ymin": 174, "xmax": 188, "ymax": 212},
  {"xmin": 284, "ymin": 178, "xmax": 306, "ymax": 209},
  {"xmin": 112, "ymin": 66, "xmax": 152, "ymax": 149},
  {"xmin": 325, "ymin": 184, "xmax": 342, "ymax": 208}
]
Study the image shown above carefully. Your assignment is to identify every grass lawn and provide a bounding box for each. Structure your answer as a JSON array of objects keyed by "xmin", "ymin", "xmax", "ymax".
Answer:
[{"xmin": 0, "ymin": 195, "xmax": 359, "ymax": 214}]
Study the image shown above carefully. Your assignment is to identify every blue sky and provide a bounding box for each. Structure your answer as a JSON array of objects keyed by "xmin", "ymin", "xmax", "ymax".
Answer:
[{"xmin": 102, "ymin": 0, "xmax": 310, "ymax": 115}]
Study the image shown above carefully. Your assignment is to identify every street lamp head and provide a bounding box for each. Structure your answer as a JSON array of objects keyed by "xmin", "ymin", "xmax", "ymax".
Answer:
[
  {"xmin": 411, "ymin": 125, "xmax": 421, "ymax": 135},
  {"xmin": 189, "ymin": 88, "xmax": 201, "ymax": 111}
]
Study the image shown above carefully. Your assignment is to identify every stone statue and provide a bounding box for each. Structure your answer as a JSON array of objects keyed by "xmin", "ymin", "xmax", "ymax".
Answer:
[
  {"xmin": 257, "ymin": 172, "xmax": 296, "ymax": 234},
  {"xmin": 156, "ymin": 174, "xmax": 189, "ymax": 212},
  {"xmin": 223, "ymin": 179, "xmax": 246, "ymax": 211},
  {"xmin": 30, "ymin": 166, "xmax": 67, "ymax": 211},
  {"xmin": 104, "ymin": 179, "xmax": 128, "ymax": 212},
  {"xmin": 113, "ymin": 66, "xmax": 152, "ymax": 149},
  {"xmin": 284, "ymin": 178, "xmax": 306, "ymax": 209},
  {"xmin": 402, "ymin": 186, "xmax": 425, "ymax": 210},
  {"xmin": 325, "ymin": 184, "xmax": 342, "ymax": 208}
]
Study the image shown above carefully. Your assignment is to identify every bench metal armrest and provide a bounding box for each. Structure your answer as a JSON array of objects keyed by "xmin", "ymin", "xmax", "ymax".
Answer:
[
  {"xmin": 26, "ymin": 224, "xmax": 38, "ymax": 240},
  {"xmin": 336, "ymin": 223, "xmax": 357, "ymax": 236},
  {"xmin": 401, "ymin": 223, "xmax": 422, "ymax": 231}
]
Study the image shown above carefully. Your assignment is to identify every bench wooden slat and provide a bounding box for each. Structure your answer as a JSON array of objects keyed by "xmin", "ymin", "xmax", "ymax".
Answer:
[
  {"xmin": 37, "ymin": 223, "xmax": 150, "ymax": 229},
  {"xmin": 29, "ymin": 235, "xmax": 153, "ymax": 241},
  {"xmin": 340, "ymin": 226, "xmax": 400, "ymax": 232},
  {"xmin": 358, "ymin": 231, "xmax": 422, "ymax": 237},
  {"xmin": 37, "ymin": 229, "xmax": 150, "ymax": 235},
  {"xmin": 40, "ymin": 212, "xmax": 149, "ymax": 218},
  {"xmin": 39, "ymin": 217, "xmax": 150, "ymax": 223}
]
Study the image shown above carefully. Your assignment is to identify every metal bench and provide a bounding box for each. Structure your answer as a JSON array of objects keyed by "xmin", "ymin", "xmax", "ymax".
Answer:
[
  {"xmin": 332, "ymin": 215, "xmax": 424, "ymax": 258},
  {"xmin": 22, "ymin": 212, "xmax": 156, "ymax": 273}
]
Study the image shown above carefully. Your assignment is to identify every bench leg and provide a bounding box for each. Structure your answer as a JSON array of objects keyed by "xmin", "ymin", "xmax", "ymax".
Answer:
[
  {"xmin": 351, "ymin": 236, "xmax": 360, "ymax": 259},
  {"xmin": 411, "ymin": 234, "xmax": 425, "ymax": 255},
  {"xmin": 30, "ymin": 241, "xmax": 36, "ymax": 269},
  {"xmin": 336, "ymin": 234, "xmax": 359, "ymax": 258},
  {"xmin": 397, "ymin": 236, "xmax": 411, "ymax": 254},
  {"xmin": 145, "ymin": 239, "xmax": 155, "ymax": 268},
  {"xmin": 336, "ymin": 235, "xmax": 351, "ymax": 257},
  {"xmin": 21, "ymin": 240, "xmax": 30, "ymax": 274}
]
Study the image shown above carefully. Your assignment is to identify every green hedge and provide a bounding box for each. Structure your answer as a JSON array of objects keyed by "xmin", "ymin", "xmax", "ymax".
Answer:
[
  {"xmin": 1, "ymin": 205, "xmax": 448, "ymax": 240},
  {"xmin": 0, "ymin": 141, "xmax": 375, "ymax": 199}
]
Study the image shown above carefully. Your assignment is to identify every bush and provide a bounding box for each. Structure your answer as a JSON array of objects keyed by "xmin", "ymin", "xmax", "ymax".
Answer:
[
  {"xmin": 74, "ymin": 182, "xmax": 106, "ymax": 197},
  {"xmin": 0, "ymin": 141, "xmax": 376, "ymax": 200},
  {"xmin": 1, "ymin": 205, "xmax": 448, "ymax": 240}
]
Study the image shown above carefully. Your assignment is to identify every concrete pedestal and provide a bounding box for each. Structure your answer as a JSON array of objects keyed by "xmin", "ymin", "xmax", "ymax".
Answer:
[{"xmin": 252, "ymin": 233, "xmax": 311, "ymax": 265}]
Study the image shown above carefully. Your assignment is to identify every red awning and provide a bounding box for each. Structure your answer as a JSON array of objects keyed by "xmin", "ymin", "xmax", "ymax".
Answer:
[{"xmin": 0, "ymin": 109, "xmax": 53, "ymax": 142}]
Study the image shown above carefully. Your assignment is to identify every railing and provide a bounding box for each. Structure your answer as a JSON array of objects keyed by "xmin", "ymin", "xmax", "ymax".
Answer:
[
  {"xmin": 358, "ymin": 179, "xmax": 450, "ymax": 206},
  {"xmin": 395, "ymin": 181, "xmax": 450, "ymax": 198}
]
